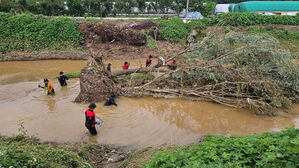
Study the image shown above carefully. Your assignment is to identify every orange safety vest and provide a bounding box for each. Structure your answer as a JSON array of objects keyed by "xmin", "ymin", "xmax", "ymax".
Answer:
[{"xmin": 44, "ymin": 82, "xmax": 54, "ymax": 94}]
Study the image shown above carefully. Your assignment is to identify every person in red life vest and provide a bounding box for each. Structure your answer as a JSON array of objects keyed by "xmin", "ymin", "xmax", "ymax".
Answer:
[
  {"xmin": 122, "ymin": 61, "xmax": 129, "ymax": 70},
  {"xmin": 170, "ymin": 60, "xmax": 176, "ymax": 65},
  {"xmin": 85, "ymin": 103, "xmax": 100, "ymax": 136},
  {"xmin": 169, "ymin": 60, "xmax": 177, "ymax": 70},
  {"xmin": 38, "ymin": 78, "xmax": 55, "ymax": 95},
  {"xmin": 145, "ymin": 55, "xmax": 153, "ymax": 67}
]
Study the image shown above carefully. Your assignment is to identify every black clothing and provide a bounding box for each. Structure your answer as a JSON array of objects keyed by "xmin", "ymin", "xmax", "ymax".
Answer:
[
  {"xmin": 107, "ymin": 66, "xmax": 111, "ymax": 72},
  {"xmin": 104, "ymin": 97, "xmax": 117, "ymax": 106},
  {"xmin": 85, "ymin": 109, "xmax": 97, "ymax": 135},
  {"xmin": 87, "ymin": 126, "xmax": 97, "ymax": 135},
  {"xmin": 47, "ymin": 89, "xmax": 55, "ymax": 95},
  {"xmin": 145, "ymin": 58, "xmax": 152, "ymax": 67},
  {"xmin": 58, "ymin": 75, "xmax": 69, "ymax": 86}
]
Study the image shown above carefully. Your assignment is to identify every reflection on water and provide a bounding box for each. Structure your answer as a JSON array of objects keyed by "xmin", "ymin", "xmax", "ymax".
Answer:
[{"xmin": 0, "ymin": 60, "xmax": 298, "ymax": 147}]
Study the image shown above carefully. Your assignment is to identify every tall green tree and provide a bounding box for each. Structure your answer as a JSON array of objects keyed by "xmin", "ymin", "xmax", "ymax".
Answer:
[
  {"xmin": 136, "ymin": 0, "xmax": 146, "ymax": 13},
  {"xmin": 82, "ymin": 0, "xmax": 113, "ymax": 17},
  {"xmin": 39, "ymin": 0, "xmax": 65, "ymax": 16},
  {"xmin": 0, "ymin": 0, "xmax": 19, "ymax": 13},
  {"xmin": 171, "ymin": 0, "xmax": 185, "ymax": 15},
  {"xmin": 114, "ymin": 0, "xmax": 136, "ymax": 14},
  {"xmin": 67, "ymin": 0, "xmax": 85, "ymax": 16},
  {"xmin": 191, "ymin": 0, "xmax": 216, "ymax": 17}
]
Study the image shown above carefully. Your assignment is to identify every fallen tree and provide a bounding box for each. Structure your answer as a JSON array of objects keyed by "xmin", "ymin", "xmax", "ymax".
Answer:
[
  {"xmin": 111, "ymin": 67, "xmax": 169, "ymax": 77},
  {"xmin": 76, "ymin": 30, "xmax": 298, "ymax": 115},
  {"xmin": 134, "ymin": 31, "xmax": 299, "ymax": 115}
]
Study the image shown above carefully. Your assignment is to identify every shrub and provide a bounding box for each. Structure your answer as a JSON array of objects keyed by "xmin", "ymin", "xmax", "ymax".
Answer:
[
  {"xmin": 0, "ymin": 13, "xmax": 83, "ymax": 53},
  {"xmin": 157, "ymin": 17, "xmax": 189, "ymax": 43},
  {"xmin": 146, "ymin": 127, "xmax": 299, "ymax": 168},
  {"xmin": 248, "ymin": 26, "xmax": 299, "ymax": 40},
  {"xmin": 0, "ymin": 135, "xmax": 87, "ymax": 168},
  {"xmin": 65, "ymin": 71, "xmax": 80, "ymax": 78},
  {"xmin": 215, "ymin": 13, "xmax": 299, "ymax": 26}
]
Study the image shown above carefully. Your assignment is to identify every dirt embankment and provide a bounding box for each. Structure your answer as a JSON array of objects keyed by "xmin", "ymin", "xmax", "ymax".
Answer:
[
  {"xmin": 2, "ymin": 20, "xmax": 182, "ymax": 61},
  {"xmin": 80, "ymin": 20, "xmax": 182, "ymax": 60}
]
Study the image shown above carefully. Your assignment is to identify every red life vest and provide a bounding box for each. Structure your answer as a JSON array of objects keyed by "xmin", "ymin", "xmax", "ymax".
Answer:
[
  {"xmin": 147, "ymin": 58, "xmax": 151, "ymax": 63},
  {"xmin": 85, "ymin": 109, "xmax": 95, "ymax": 127},
  {"xmin": 122, "ymin": 64, "xmax": 129, "ymax": 70},
  {"xmin": 170, "ymin": 61, "xmax": 174, "ymax": 65}
]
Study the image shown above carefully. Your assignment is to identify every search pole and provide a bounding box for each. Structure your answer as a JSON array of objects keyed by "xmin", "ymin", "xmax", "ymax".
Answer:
[{"xmin": 186, "ymin": 0, "xmax": 189, "ymax": 17}]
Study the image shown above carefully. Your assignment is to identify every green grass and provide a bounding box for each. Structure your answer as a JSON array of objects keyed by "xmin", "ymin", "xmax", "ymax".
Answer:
[
  {"xmin": 56, "ymin": 71, "xmax": 80, "ymax": 79},
  {"xmin": 117, "ymin": 72, "xmax": 154, "ymax": 81},
  {"xmin": 65, "ymin": 71, "xmax": 80, "ymax": 78},
  {"xmin": 0, "ymin": 134, "xmax": 89, "ymax": 168},
  {"xmin": 146, "ymin": 127, "xmax": 299, "ymax": 168},
  {"xmin": 83, "ymin": 17, "xmax": 99, "ymax": 23}
]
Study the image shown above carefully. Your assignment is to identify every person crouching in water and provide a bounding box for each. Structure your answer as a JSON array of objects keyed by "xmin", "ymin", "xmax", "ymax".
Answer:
[
  {"xmin": 38, "ymin": 79, "xmax": 55, "ymax": 95},
  {"xmin": 122, "ymin": 62, "xmax": 129, "ymax": 70},
  {"xmin": 104, "ymin": 94, "xmax": 117, "ymax": 106},
  {"xmin": 146, "ymin": 55, "xmax": 153, "ymax": 67},
  {"xmin": 85, "ymin": 103, "xmax": 100, "ymax": 136},
  {"xmin": 58, "ymin": 71, "xmax": 69, "ymax": 86}
]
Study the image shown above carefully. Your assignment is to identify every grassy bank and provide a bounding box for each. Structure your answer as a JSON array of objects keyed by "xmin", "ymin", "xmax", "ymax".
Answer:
[
  {"xmin": 146, "ymin": 127, "xmax": 299, "ymax": 168},
  {"xmin": 1, "ymin": 12, "xmax": 298, "ymax": 54},
  {"xmin": 0, "ymin": 13, "xmax": 83, "ymax": 54},
  {"xmin": 157, "ymin": 13, "xmax": 299, "ymax": 42},
  {"xmin": 1, "ymin": 128, "xmax": 297, "ymax": 168},
  {"xmin": 0, "ymin": 133, "xmax": 119, "ymax": 168}
]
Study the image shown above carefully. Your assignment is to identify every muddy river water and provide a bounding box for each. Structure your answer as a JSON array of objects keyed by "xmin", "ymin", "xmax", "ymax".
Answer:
[{"xmin": 0, "ymin": 60, "xmax": 298, "ymax": 147}]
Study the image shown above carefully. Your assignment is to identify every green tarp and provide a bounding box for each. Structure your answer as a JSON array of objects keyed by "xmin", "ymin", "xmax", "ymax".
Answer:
[{"xmin": 233, "ymin": 1, "xmax": 299, "ymax": 12}]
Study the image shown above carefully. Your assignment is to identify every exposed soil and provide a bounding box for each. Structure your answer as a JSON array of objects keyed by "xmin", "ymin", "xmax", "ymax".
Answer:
[{"xmin": 80, "ymin": 20, "xmax": 182, "ymax": 60}]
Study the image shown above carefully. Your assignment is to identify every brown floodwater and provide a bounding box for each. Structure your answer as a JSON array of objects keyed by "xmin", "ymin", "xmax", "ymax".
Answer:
[{"xmin": 0, "ymin": 60, "xmax": 298, "ymax": 147}]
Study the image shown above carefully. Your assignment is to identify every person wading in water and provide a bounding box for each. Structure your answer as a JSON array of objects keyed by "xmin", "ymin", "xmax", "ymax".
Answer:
[
  {"xmin": 145, "ymin": 55, "xmax": 153, "ymax": 67},
  {"xmin": 104, "ymin": 94, "xmax": 117, "ymax": 106},
  {"xmin": 58, "ymin": 71, "xmax": 69, "ymax": 86},
  {"xmin": 107, "ymin": 63, "xmax": 112, "ymax": 72},
  {"xmin": 38, "ymin": 79, "xmax": 55, "ymax": 95},
  {"xmin": 122, "ymin": 62, "xmax": 129, "ymax": 70},
  {"xmin": 85, "ymin": 103, "xmax": 100, "ymax": 136}
]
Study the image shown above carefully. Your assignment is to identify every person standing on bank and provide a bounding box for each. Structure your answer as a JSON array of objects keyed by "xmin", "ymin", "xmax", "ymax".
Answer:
[
  {"xmin": 85, "ymin": 103, "xmax": 100, "ymax": 136},
  {"xmin": 58, "ymin": 71, "xmax": 69, "ymax": 86},
  {"xmin": 38, "ymin": 79, "xmax": 55, "ymax": 95}
]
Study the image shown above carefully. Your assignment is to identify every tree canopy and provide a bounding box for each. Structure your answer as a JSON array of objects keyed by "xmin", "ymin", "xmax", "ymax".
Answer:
[{"xmin": 0, "ymin": 0, "xmax": 218, "ymax": 16}]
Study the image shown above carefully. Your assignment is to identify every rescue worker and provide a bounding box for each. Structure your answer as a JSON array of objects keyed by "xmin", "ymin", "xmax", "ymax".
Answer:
[
  {"xmin": 58, "ymin": 71, "xmax": 69, "ymax": 86},
  {"xmin": 104, "ymin": 94, "xmax": 117, "ymax": 106},
  {"xmin": 169, "ymin": 60, "xmax": 177, "ymax": 70},
  {"xmin": 85, "ymin": 103, "xmax": 100, "ymax": 136},
  {"xmin": 107, "ymin": 63, "xmax": 112, "ymax": 72},
  {"xmin": 145, "ymin": 55, "xmax": 153, "ymax": 67},
  {"xmin": 122, "ymin": 62, "xmax": 129, "ymax": 70},
  {"xmin": 38, "ymin": 79, "xmax": 55, "ymax": 95}
]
